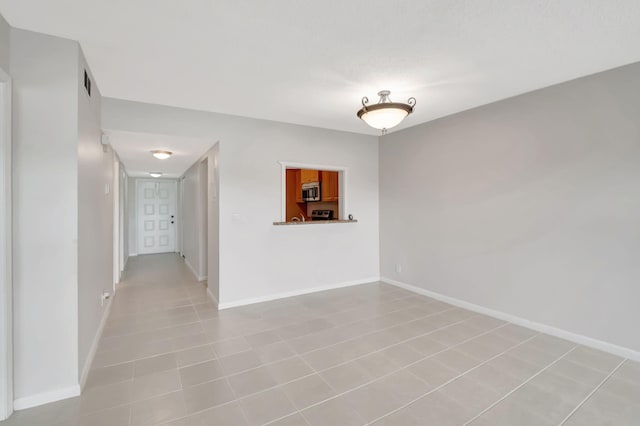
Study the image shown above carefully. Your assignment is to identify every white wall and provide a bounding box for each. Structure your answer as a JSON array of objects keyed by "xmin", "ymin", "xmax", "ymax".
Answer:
[
  {"xmin": 102, "ymin": 99, "xmax": 380, "ymax": 307},
  {"xmin": 0, "ymin": 13, "xmax": 9, "ymax": 72},
  {"xmin": 180, "ymin": 145, "xmax": 219, "ymax": 291},
  {"xmin": 11, "ymin": 29, "xmax": 80, "ymax": 403},
  {"xmin": 219, "ymin": 125, "xmax": 379, "ymax": 305},
  {"xmin": 199, "ymin": 159, "xmax": 208, "ymax": 278},
  {"xmin": 181, "ymin": 162, "xmax": 205, "ymax": 279},
  {"xmin": 0, "ymin": 12, "xmax": 12, "ymax": 420},
  {"xmin": 380, "ymin": 62, "xmax": 640, "ymax": 354},
  {"xmin": 121, "ymin": 168, "xmax": 129, "ymax": 270},
  {"xmin": 207, "ymin": 144, "xmax": 220, "ymax": 303},
  {"xmin": 127, "ymin": 177, "xmax": 136, "ymax": 256},
  {"xmin": 76, "ymin": 48, "xmax": 113, "ymax": 384}
]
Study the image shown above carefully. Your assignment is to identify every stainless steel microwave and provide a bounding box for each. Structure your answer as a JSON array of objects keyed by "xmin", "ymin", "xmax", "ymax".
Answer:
[{"xmin": 302, "ymin": 182, "xmax": 320, "ymax": 202}]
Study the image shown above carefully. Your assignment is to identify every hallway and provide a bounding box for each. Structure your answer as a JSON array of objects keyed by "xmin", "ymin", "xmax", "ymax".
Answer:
[{"xmin": 2, "ymin": 254, "xmax": 639, "ymax": 425}]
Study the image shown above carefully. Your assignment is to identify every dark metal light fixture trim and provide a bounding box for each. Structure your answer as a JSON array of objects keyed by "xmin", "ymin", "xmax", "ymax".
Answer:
[{"xmin": 357, "ymin": 90, "xmax": 416, "ymax": 134}]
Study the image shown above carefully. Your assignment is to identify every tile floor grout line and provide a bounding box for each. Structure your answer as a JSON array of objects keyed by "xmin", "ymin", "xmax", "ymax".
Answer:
[
  {"xmin": 218, "ymin": 312, "xmax": 480, "ymax": 404},
  {"xmin": 94, "ymin": 293, "xmax": 448, "ymax": 369},
  {"xmin": 150, "ymin": 294, "xmax": 425, "ymax": 425},
  {"xmin": 262, "ymin": 321, "xmax": 512, "ymax": 425},
  {"xmin": 557, "ymin": 358, "xmax": 626, "ymax": 426},
  {"xmin": 128, "ymin": 394, "xmax": 133, "ymax": 426},
  {"xmin": 364, "ymin": 330, "xmax": 543, "ymax": 426},
  {"xmin": 221, "ymin": 370, "xmax": 254, "ymax": 426},
  {"xmin": 225, "ymin": 314, "xmax": 475, "ymax": 420},
  {"xmin": 89, "ymin": 299, "xmax": 455, "ymax": 401},
  {"xmin": 101, "ymin": 316, "xmax": 202, "ymax": 340},
  {"xmin": 154, "ymin": 399, "xmax": 238, "ymax": 426},
  {"xmin": 89, "ymin": 281, "xmax": 528, "ymax": 424},
  {"xmin": 460, "ymin": 345, "xmax": 580, "ymax": 426},
  {"xmin": 94, "ymin": 302, "xmax": 461, "ymax": 373},
  {"xmin": 122, "ymin": 302, "xmax": 442, "ymax": 424},
  {"xmin": 173, "ymin": 355, "xmax": 189, "ymax": 425},
  {"xmin": 207, "ymin": 288, "xmax": 415, "ymax": 332},
  {"xmin": 91, "ymin": 282, "xmax": 428, "ymax": 417},
  {"xmin": 245, "ymin": 296, "xmax": 448, "ymax": 348}
]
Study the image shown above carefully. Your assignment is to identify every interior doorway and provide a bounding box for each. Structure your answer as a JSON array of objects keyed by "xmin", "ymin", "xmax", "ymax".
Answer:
[
  {"xmin": 136, "ymin": 179, "xmax": 178, "ymax": 255},
  {"xmin": 199, "ymin": 159, "xmax": 208, "ymax": 279},
  {"xmin": 0, "ymin": 69, "xmax": 13, "ymax": 420}
]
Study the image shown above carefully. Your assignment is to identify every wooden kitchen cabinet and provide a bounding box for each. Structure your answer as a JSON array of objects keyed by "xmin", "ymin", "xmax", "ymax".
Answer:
[
  {"xmin": 300, "ymin": 169, "xmax": 319, "ymax": 184},
  {"xmin": 287, "ymin": 169, "xmax": 307, "ymax": 218},
  {"xmin": 320, "ymin": 171, "xmax": 339, "ymax": 201},
  {"xmin": 290, "ymin": 169, "xmax": 303, "ymax": 203}
]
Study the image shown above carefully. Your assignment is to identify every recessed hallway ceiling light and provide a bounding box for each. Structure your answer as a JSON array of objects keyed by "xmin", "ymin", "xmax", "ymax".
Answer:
[
  {"xmin": 151, "ymin": 150, "xmax": 172, "ymax": 159},
  {"xmin": 149, "ymin": 172, "xmax": 163, "ymax": 178},
  {"xmin": 357, "ymin": 90, "xmax": 416, "ymax": 134}
]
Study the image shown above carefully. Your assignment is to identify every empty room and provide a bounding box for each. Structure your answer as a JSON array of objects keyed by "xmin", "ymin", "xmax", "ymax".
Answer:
[{"xmin": 0, "ymin": 1, "xmax": 639, "ymax": 425}]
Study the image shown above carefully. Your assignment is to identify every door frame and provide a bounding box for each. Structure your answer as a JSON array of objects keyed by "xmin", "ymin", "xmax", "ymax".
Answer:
[
  {"xmin": 198, "ymin": 159, "xmax": 208, "ymax": 280},
  {"xmin": 119, "ymin": 169, "xmax": 127, "ymax": 275},
  {"xmin": 0, "ymin": 68, "xmax": 13, "ymax": 420},
  {"xmin": 135, "ymin": 179, "xmax": 178, "ymax": 255},
  {"xmin": 112, "ymin": 157, "xmax": 120, "ymax": 288}
]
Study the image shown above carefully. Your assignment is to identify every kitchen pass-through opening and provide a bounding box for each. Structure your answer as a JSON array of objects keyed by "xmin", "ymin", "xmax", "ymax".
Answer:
[{"xmin": 280, "ymin": 162, "xmax": 347, "ymax": 223}]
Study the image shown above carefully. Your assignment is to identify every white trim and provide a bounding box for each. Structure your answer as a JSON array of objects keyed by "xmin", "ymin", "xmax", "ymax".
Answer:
[
  {"xmin": 206, "ymin": 286, "xmax": 218, "ymax": 307},
  {"xmin": 218, "ymin": 277, "xmax": 380, "ymax": 310},
  {"xmin": 13, "ymin": 386, "xmax": 81, "ymax": 411},
  {"xmin": 119, "ymin": 168, "xmax": 127, "ymax": 275},
  {"xmin": 113, "ymin": 157, "xmax": 120, "ymax": 287},
  {"xmin": 0, "ymin": 71, "xmax": 12, "ymax": 420},
  {"xmin": 184, "ymin": 258, "xmax": 206, "ymax": 282},
  {"xmin": 278, "ymin": 161, "xmax": 348, "ymax": 172},
  {"xmin": 381, "ymin": 277, "xmax": 640, "ymax": 362},
  {"xmin": 79, "ymin": 296, "xmax": 113, "ymax": 390},
  {"xmin": 278, "ymin": 161, "xmax": 349, "ymax": 222}
]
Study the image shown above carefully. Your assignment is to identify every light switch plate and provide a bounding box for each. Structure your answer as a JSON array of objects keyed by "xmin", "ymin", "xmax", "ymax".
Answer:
[{"xmin": 104, "ymin": 183, "xmax": 110, "ymax": 194}]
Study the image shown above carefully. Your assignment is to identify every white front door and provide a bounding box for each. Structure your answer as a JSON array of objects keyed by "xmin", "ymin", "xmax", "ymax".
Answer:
[{"xmin": 137, "ymin": 180, "xmax": 177, "ymax": 254}]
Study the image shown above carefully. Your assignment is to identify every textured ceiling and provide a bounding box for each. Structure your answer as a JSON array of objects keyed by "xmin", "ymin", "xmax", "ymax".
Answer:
[
  {"xmin": 106, "ymin": 131, "xmax": 214, "ymax": 177},
  {"xmin": 1, "ymin": 1, "xmax": 639, "ymax": 135}
]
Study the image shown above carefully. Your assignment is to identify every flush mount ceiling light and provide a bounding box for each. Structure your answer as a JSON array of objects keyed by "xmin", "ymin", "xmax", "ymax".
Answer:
[
  {"xmin": 357, "ymin": 90, "xmax": 416, "ymax": 134},
  {"xmin": 151, "ymin": 150, "xmax": 172, "ymax": 160},
  {"xmin": 149, "ymin": 172, "xmax": 163, "ymax": 178}
]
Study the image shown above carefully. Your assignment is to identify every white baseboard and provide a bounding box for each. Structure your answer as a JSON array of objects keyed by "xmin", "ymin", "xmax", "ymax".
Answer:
[
  {"xmin": 218, "ymin": 277, "xmax": 380, "ymax": 310},
  {"xmin": 184, "ymin": 258, "xmax": 206, "ymax": 282},
  {"xmin": 207, "ymin": 286, "xmax": 218, "ymax": 307},
  {"xmin": 13, "ymin": 385, "xmax": 80, "ymax": 410},
  {"xmin": 79, "ymin": 295, "xmax": 114, "ymax": 390},
  {"xmin": 381, "ymin": 277, "xmax": 640, "ymax": 362}
]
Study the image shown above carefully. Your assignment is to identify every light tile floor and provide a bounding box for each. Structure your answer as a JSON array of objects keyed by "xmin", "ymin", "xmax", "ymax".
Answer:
[{"xmin": 2, "ymin": 253, "xmax": 639, "ymax": 425}]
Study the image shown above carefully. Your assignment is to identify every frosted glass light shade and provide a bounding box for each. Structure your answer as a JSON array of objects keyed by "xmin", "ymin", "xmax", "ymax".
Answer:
[
  {"xmin": 357, "ymin": 90, "xmax": 415, "ymax": 132},
  {"xmin": 149, "ymin": 172, "xmax": 163, "ymax": 177},
  {"xmin": 152, "ymin": 150, "xmax": 172, "ymax": 159},
  {"xmin": 359, "ymin": 107, "xmax": 409, "ymax": 130}
]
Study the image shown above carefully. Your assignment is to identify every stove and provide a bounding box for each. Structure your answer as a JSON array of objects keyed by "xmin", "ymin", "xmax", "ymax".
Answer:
[{"xmin": 310, "ymin": 210, "xmax": 335, "ymax": 221}]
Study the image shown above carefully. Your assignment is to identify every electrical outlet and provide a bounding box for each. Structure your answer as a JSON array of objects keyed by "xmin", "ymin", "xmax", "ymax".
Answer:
[
  {"xmin": 101, "ymin": 291, "xmax": 111, "ymax": 307},
  {"xmin": 395, "ymin": 263, "xmax": 402, "ymax": 273}
]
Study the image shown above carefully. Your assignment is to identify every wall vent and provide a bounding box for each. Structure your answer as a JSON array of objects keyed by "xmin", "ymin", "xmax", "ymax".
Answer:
[{"xmin": 83, "ymin": 70, "xmax": 92, "ymax": 97}]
